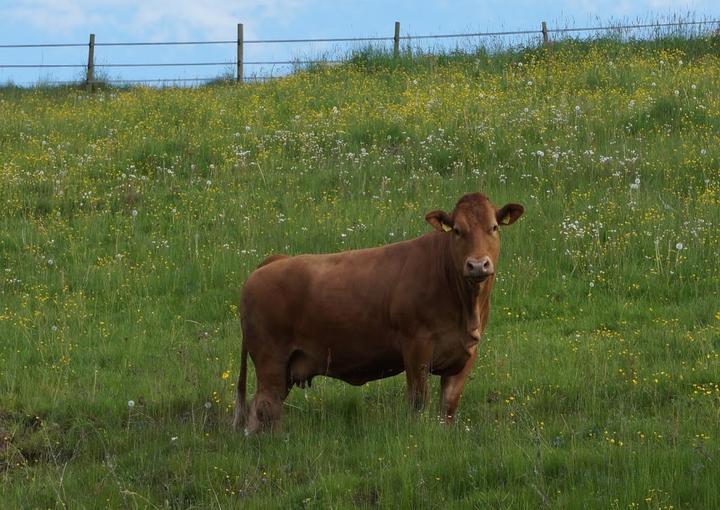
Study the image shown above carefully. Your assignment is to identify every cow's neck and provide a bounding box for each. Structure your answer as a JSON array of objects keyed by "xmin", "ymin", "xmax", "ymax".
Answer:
[
  {"xmin": 436, "ymin": 234, "xmax": 493, "ymax": 342},
  {"xmin": 456, "ymin": 274, "xmax": 493, "ymax": 342}
]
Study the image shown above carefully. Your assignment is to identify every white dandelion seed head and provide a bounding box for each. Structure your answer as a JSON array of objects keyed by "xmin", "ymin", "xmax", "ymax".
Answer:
[
  {"xmin": 128, "ymin": 400, "xmax": 135, "ymax": 408},
  {"xmin": 675, "ymin": 242, "xmax": 684, "ymax": 251}
]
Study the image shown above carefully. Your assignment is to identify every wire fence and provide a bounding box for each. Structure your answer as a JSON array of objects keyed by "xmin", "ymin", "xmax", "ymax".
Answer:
[{"xmin": 1, "ymin": 18, "xmax": 719, "ymax": 88}]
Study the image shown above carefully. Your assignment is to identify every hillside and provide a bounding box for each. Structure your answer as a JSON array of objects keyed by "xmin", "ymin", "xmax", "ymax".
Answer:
[{"xmin": 1, "ymin": 38, "xmax": 719, "ymax": 508}]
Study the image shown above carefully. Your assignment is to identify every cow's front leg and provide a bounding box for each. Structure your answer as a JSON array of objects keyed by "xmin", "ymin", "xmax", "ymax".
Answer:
[
  {"xmin": 403, "ymin": 339, "xmax": 433, "ymax": 412},
  {"xmin": 440, "ymin": 345, "xmax": 477, "ymax": 423}
]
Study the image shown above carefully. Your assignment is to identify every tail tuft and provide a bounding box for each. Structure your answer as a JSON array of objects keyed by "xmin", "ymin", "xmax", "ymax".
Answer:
[{"xmin": 233, "ymin": 339, "xmax": 248, "ymax": 431}]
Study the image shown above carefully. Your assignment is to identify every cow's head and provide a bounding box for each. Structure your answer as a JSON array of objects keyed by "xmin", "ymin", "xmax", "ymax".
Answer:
[{"xmin": 425, "ymin": 193, "xmax": 523, "ymax": 284}]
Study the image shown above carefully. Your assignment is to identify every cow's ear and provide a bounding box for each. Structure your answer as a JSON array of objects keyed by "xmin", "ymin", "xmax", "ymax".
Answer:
[
  {"xmin": 496, "ymin": 203, "xmax": 524, "ymax": 226},
  {"xmin": 425, "ymin": 210, "xmax": 453, "ymax": 232}
]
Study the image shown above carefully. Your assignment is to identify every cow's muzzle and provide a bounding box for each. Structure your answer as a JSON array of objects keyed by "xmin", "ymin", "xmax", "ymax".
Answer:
[{"xmin": 465, "ymin": 256, "xmax": 494, "ymax": 282}]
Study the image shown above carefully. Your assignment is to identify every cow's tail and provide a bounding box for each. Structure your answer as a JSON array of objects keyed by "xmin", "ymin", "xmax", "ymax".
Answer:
[{"xmin": 233, "ymin": 337, "xmax": 249, "ymax": 431}]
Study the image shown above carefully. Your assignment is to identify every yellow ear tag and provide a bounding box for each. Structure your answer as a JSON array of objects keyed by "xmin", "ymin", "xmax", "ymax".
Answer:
[
  {"xmin": 442, "ymin": 223, "xmax": 453, "ymax": 232},
  {"xmin": 501, "ymin": 216, "xmax": 511, "ymax": 225}
]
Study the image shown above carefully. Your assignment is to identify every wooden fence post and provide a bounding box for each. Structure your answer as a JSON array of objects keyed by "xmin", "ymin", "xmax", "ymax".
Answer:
[
  {"xmin": 237, "ymin": 23, "xmax": 243, "ymax": 83},
  {"xmin": 86, "ymin": 33, "xmax": 95, "ymax": 91},
  {"xmin": 394, "ymin": 21, "xmax": 400, "ymax": 57},
  {"xmin": 541, "ymin": 21, "xmax": 549, "ymax": 46}
]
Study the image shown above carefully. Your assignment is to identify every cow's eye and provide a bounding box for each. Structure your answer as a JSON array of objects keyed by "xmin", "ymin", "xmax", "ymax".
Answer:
[
  {"xmin": 453, "ymin": 226, "xmax": 462, "ymax": 237},
  {"xmin": 492, "ymin": 224, "xmax": 499, "ymax": 232}
]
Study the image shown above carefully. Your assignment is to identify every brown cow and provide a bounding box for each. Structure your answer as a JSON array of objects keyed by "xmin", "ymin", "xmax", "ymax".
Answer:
[{"xmin": 234, "ymin": 192, "xmax": 523, "ymax": 433}]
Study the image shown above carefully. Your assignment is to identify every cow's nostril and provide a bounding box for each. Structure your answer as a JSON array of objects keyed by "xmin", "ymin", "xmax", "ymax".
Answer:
[{"xmin": 466, "ymin": 257, "xmax": 494, "ymax": 277}]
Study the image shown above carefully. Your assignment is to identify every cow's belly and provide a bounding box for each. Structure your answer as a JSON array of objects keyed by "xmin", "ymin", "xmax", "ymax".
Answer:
[
  {"xmin": 289, "ymin": 326, "xmax": 475, "ymax": 386},
  {"xmin": 290, "ymin": 329, "xmax": 404, "ymax": 387},
  {"xmin": 330, "ymin": 363, "xmax": 405, "ymax": 386}
]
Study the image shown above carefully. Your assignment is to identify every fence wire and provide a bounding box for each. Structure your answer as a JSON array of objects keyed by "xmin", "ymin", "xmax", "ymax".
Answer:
[
  {"xmin": 2, "ymin": 19, "xmax": 719, "ymax": 86},
  {"xmin": 37, "ymin": 76, "xmax": 275, "ymax": 85},
  {"xmin": 2, "ymin": 19, "xmax": 718, "ymax": 49},
  {"xmin": 547, "ymin": 19, "xmax": 720, "ymax": 33}
]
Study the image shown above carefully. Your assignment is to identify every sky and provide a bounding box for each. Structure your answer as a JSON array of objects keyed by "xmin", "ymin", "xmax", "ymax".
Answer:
[{"xmin": 0, "ymin": 0, "xmax": 717, "ymax": 86}]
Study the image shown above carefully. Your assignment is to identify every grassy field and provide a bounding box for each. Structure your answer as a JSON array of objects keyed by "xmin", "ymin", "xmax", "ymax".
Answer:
[{"xmin": 1, "ymin": 35, "xmax": 719, "ymax": 508}]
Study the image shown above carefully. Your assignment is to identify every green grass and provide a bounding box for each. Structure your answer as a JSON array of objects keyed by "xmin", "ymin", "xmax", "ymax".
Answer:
[{"xmin": 1, "ymin": 34, "xmax": 719, "ymax": 508}]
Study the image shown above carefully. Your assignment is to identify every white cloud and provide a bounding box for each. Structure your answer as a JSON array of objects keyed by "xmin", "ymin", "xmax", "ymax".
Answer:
[
  {"xmin": 0, "ymin": 0, "xmax": 312, "ymax": 40},
  {"xmin": 647, "ymin": 0, "xmax": 714, "ymax": 9}
]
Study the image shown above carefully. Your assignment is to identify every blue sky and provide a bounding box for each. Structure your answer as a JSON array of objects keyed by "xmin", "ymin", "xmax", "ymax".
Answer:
[{"xmin": 0, "ymin": 0, "xmax": 717, "ymax": 85}]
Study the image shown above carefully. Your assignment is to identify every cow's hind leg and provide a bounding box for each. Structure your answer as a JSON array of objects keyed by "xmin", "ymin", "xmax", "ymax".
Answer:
[
  {"xmin": 241, "ymin": 307, "xmax": 292, "ymax": 435},
  {"xmin": 246, "ymin": 358, "xmax": 290, "ymax": 434}
]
